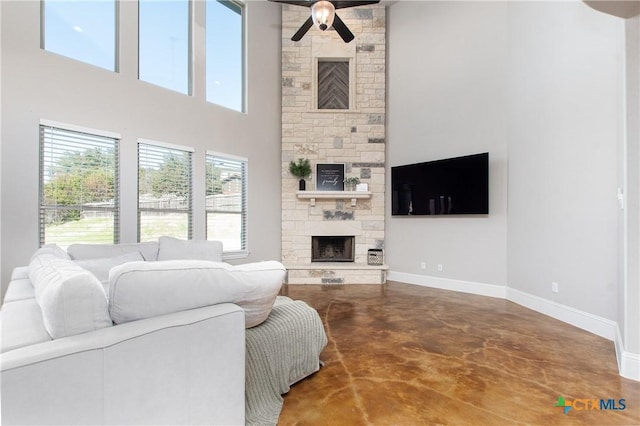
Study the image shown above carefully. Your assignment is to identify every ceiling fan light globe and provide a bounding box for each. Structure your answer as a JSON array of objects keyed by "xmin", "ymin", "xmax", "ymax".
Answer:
[{"xmin": 311, "ymin": 1, "xmax": 335, "ymax": 31}]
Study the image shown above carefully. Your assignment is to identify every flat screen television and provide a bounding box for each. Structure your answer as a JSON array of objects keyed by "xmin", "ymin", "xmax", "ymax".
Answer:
[{"xmin": 391, "ymin": 152, "xmax": 489, "ymax": 216}]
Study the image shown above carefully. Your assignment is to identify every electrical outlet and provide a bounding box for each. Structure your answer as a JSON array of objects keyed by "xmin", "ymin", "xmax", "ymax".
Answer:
[
  {"xmin": 420, "ymin": 262, "xmax": 426, "ymax": 270},
  {"xmin": 552, "ymin": 282, "xmax": 559, "ymax": 293},
  {"xmin": 437, "ymin": 264, "xmax": 444, "ymax": 272}
]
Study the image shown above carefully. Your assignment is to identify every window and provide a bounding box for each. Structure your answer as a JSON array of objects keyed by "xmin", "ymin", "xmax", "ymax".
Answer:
[
  {"xmin": 206, "ymin": 152, "xmax": 247, "ymax": 255},
  {"xmin": 139, "ymin": 0, "xmax": 191, "ymax": 94},
  {"xmin": 39, "ymin": 123, "xmax": 120, "ymax": 247},
  {"xmin": 41, "ymin": 0, "xmax": 117, "ymax": 71},
  {"xmin": 138, "ymin": 141, "xmax": 193, "ymax": 242},
  {"xmin": 206, "ymin": 0, "xmax": 244, "ymax": 111}
]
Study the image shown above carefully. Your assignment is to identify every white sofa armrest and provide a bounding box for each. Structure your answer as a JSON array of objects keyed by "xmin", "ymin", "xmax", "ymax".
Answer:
[{"xmin": 1, "ymin": 303, "xmax": 245, "ymax": 425}]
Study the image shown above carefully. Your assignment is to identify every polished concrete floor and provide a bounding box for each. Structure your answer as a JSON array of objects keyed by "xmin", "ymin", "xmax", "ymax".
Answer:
[{"xmin": 277, "ymin": 282, "xmax": 639, "ymax": 425}]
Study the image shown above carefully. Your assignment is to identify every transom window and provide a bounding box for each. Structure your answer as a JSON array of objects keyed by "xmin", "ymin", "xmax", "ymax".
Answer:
[
  {"xmin": 206, "ymin": 0, "xmax": 244, "ymax": 112},
  {"xmin": 41, "ymin": 0, "xmax": 245, "ymax": 108},
  {"xmin": 41, "ymin": 0, "xmax": 117, "ymax": 71},
  {"xmin": 206, "ymin": 152, "xmax": 247, "ymax": 255},
  {"xmin": 139, "ymin": 0, "xmax": 191, "ymax": 94},
  {"xmin": 39, "ymin": 123, "xmax": 120, "ymax": 247},
  {"xmin": 138, "ymin": 141, "xmax": 193, "ymax": 242}
]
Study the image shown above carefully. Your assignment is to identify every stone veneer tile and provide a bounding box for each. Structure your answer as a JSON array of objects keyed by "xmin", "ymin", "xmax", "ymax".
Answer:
[
  {"xmin": 356, "ymin": 44, "xmax": 375, "ymax": 53},
  {"xmin": 354, "ymin": 9, "xmax": 373, "ymax": 19},
  {"xmin": 352, "ymin": 162, "xmax": 385, "ymax": 168},
  {"xmin": 323, "ymin": 211, "xmax": 355, "ymax": 221}
]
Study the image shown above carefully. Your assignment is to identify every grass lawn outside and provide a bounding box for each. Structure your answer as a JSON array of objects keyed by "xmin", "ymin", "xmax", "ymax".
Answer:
[
  {"xmin": 45, "ymin": 212, "xmax": 242, "ymax": 251},
  {"xmin": 45, "ymin": 216, "xmax": 115, "ymax": 248}
]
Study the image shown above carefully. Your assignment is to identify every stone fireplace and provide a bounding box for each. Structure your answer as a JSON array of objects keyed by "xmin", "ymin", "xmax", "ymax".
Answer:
[{"xmin": 279, "ymin": 3, "xmax": 387, "ymax": 284}]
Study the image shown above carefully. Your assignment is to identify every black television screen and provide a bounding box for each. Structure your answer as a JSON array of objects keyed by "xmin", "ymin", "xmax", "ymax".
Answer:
[{"xmin": 391, "ymin": 152, "xmax": 489, "ymax": 216}]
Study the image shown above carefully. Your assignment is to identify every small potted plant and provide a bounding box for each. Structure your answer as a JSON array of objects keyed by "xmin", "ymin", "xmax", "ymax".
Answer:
[
  {"xmin": 289, "ymin": 158, "xmax": 312, "ymax": 190},
  {"xmin": 344, "ymin": 176, "xmax": 360, "ymax": 191}
]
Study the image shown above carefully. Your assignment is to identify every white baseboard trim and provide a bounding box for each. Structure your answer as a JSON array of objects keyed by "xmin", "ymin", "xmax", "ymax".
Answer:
[
  {"xmin": 387, "ymin": 271, "xmax": 507, "ymax": 299},
  {"xmin": 506, "ymin": 287, "xmax": 617, "ymax": 341},
  {"xmin": 620, "ymin": 352, "xmax": 640, "ymax": 381},
  {"xmin": 389, "ymin": 271, "xmax": 639, "ymax": 381},
  {"xmin": 615, "ymin": 325, "xmax": 640, "ymax": 381}
]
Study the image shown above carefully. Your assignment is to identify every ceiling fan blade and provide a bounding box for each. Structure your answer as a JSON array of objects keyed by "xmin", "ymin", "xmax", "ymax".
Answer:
[
  {"xmin": 292, "ymin": 16, "xmax": 314, "ymax": 41},
  {"xmin": 268, "ymin": 0, "xmax": 312, "ymax": 7},
  {"xmin": 331, "ymin": 13, "xmax": 354, "ymax": 43},
  {"xmin": 332, "ymin": 1, "xmax": 380, "ymax": 10}
]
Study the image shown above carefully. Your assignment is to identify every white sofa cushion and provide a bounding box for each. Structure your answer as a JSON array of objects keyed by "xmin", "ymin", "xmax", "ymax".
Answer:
[
  {"xmin": 1, "ymin": 298, "xmax": 53, "ymax": 352},
  {"xmin": 67, "ymin": 241, "xmax": 159, "ymax": 261},
  {"xmin": 28, "ymin": 250, "xmax": 112, "ymax": 339},
  {"xmin": 109, "ymin": 260, "xmax": 285, "ymax": 327},
  {"xmin": 157, "ymin": 237, "xmax": 223, "ymax": 262},
  {"xmin": 74, "ymin": 251, "xmax": 145, "ymax": 292},
  {"xmin": 2, "ymin": 278, "xmax": 35, "ymax": 303}
]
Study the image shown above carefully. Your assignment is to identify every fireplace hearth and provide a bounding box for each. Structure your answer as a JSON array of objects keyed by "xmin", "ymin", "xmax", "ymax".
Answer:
[{"xmin": 312, "ymin": 236, "xmax": 355, "ymax": 262}]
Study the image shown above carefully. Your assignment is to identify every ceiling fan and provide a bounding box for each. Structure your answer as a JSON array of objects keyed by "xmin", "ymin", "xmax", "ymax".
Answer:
[{"xmin": 269, "ymin": 0, "xmax": 381, "ymax": 43}]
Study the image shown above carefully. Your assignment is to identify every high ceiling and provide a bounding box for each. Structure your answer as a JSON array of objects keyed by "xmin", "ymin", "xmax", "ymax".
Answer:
[{"xmin": 583, "ymin": 0, "xmax": 640, "ymax": 18}]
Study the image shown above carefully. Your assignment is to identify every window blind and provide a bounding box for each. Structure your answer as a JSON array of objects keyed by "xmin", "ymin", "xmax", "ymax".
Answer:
[
  {"xmin": 39, "ymin": 125, "xmax": 120, "ymax": 248},
  {"xmin": 138, "ymin": 142, "xmax": 193, "ymax": 242},
  {"xmin": 205, "ymin": 152, "xmax": 247, "ymax": 254}
]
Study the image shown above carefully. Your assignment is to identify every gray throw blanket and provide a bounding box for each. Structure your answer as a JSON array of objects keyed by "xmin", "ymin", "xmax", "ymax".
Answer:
[{"xmin": 245, "ymin": 296, "xmax": 328, "ymax": 426}]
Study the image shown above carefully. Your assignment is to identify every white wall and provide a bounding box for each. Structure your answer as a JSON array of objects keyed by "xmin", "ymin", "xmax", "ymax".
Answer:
[
  {"xmin": 387, "ymin": 1, "xmax": 509, "ymax": 287},
  {"xmin": 506, "ymin": 2, "xmax": 622, "ymax": 321},
  {"xmin": 622, "ymin": 14, "xmax": 640, "ymax": 358},
  {"xmin": 388, "ymin": 1, "xmax": 623, "ymax": 321},
  {"xmin": 0, "ymin": 1, "xmax": 3, "ymax": 296},
  {"xmin": 0, "ymin": 0, "xmax": 283, "ymax": 300}
]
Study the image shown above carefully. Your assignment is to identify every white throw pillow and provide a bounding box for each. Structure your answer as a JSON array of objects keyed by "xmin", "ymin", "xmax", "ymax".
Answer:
[
  {"xmin": 29, "ymin": 244, "xmax": 70, "ymax": 263},
  {"xmin": 28, "ymin": 244, "xmax": 72, "ymax": 296},
  {"xmin": 157, "ymin": 237, "xmax": 223, "ymax": 262},
  {"xmin": 67, "ymin": 241, "xmax": 159, "ymax": 261},
  {"xmin": 109, "ymin": 260, "xmax": 285, "ymax": 327},
  {"xmin": 28, "ymin": 253, "xmax": 112, "ymax": 339},
  {"xmin": 74, "ymin": 251, "xmax": 145, "ymax": 293}
]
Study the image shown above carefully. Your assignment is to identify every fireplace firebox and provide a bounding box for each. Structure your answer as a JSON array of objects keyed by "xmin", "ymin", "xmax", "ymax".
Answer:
[{"xmin": 311, "ymin": 236, "xmax": 355, "ymax": 262}]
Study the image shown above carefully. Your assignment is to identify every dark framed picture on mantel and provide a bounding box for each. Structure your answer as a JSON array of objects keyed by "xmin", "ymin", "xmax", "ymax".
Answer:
[{"xmin": 316, "ymin": 163, "xmax": 345, "ymax": 191}]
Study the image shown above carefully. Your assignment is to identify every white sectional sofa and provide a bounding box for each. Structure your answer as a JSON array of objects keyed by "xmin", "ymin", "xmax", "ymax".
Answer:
[{"xmin": 0, "ymin": 237, "xmax": 295, "ymax": 425}]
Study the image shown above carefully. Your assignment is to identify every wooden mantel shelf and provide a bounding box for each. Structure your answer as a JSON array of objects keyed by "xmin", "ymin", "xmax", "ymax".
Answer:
[{"xmin": 296, "ymin": 191, "xmax": 372, "ymax": 207}]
